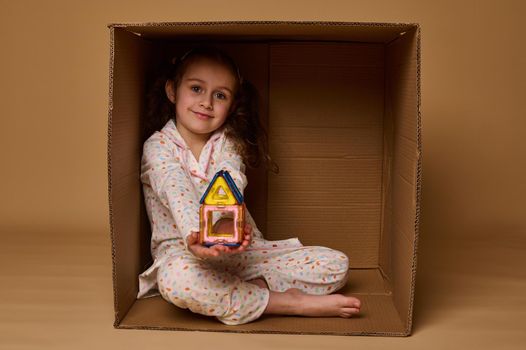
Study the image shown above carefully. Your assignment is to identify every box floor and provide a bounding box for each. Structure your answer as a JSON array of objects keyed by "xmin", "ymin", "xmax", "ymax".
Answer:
[
  {"xmin": 121, "ymin": 269, "xmax": 404, "ymax": 335},
  {"xmin": 1, "ymin": 227, "xmax": 525, "ymax": 349}
]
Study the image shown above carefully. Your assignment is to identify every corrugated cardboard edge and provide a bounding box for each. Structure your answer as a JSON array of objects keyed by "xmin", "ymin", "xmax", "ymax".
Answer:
[
  {"xmin": 107, "ymin": 25, "xmax": 121, "ymax": 327},
  {"xmin": 114, "ymin": 324, "xmax": 408, "ymax": 337},
  {"xmin": 405, "ymin": 24, "xmax": 422, "ymax": 336},
  {"xmin": 106, "ymin": 20, "xmax": 421, "ymax": 336},
  {"xmin": 106, "ymin": 20, "xmax": 416, "ymax": 30}
]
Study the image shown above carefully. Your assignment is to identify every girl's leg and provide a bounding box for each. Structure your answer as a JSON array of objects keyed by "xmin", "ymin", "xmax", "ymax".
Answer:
[
  {"xmin": 240, "ymin": 245, "xmax": 351, "ymax": 295},
  {"xmin": 157, "ymin": 254, "xmax": 269, "ymax": 325},
  {"xmin": 241, "ymin": 244, "xmax": 362, "ymax": 317}
]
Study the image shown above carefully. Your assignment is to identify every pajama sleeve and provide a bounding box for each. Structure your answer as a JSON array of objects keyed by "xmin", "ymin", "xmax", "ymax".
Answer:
[
  {"xmin": 140, "ymin": 132, "xmax": 201, "ymax": 251},
  {"xmin": 216, "ymin": 136, "xmax": 248, "ymax": 194},
  {"xmin": 214, "ymin": 136, "xmax": 265, "ymax": 239}
]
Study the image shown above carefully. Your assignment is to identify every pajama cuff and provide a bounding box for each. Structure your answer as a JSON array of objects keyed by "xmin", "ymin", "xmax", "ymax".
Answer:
[
  {"xmin": 217, "ymin": 286, "xmax": 270, "ymax": 326},
  {"xmin": 244, "ymin": 287, "xmax": 270, "ymax": 324}
]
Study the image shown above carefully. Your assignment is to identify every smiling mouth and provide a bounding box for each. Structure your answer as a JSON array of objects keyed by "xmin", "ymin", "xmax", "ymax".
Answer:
[{"xmin": 193, "ymin": 110, "xmax": 213, "ymax": 119}]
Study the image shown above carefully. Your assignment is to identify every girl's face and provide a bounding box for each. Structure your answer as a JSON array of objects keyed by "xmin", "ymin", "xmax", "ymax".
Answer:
[{"xmin": 166, "ymin": 58, "xmax": 237, "ymax": 143}]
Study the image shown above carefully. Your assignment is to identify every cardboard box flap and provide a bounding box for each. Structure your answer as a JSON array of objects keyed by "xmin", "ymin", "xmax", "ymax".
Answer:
[
  {"xmin": 383, "ymin": 26, "xmax": 422, "ymax": 332},
  {"xmin": 108, "ymin": 26, "xmax": 156, "ymax": 324}
]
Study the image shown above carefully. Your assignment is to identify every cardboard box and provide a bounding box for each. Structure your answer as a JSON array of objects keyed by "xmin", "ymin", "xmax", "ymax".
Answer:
[{"xmin": 107, "ymin": 21, "xmax": 422, "ymax": 336}]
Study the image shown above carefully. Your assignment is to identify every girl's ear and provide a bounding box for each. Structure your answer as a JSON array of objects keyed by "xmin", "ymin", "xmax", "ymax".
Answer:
[{"xmin": 165, "ymin": 80, "xmax": 176, "ymax": 104}]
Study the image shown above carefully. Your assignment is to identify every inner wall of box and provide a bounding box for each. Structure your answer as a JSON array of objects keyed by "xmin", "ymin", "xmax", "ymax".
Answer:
[
  {"xmin": 129, "ymin": 34, "xmax": 416, "ymax": 322},
  {"xmin": 267, "ymin": 42, "xmax": 385, "ymax": 268}
]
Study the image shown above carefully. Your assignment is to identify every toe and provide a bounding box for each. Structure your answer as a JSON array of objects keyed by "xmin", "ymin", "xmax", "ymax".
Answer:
[
  {"xmin": 341, "ymin": 307, "xmax": 360, "ymax": 317},
  {"xmin": 350, "ymin": 297, "xmax": 361, "ymax": 309}
]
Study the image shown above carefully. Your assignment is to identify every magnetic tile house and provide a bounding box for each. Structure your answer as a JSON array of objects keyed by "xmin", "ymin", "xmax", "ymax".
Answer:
[
  {"xmin": 107, "ymin": 21, "xmax": 422, "ymax": 336},
  {"xmin": 199, "ymin": 170, "xmax": 245, "ymax": 247}
]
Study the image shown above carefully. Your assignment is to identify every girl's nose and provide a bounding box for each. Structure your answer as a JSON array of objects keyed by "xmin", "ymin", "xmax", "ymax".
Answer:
[{"xmin": 200, "ymin": 94, "xmax": 213, "ymax": 110}]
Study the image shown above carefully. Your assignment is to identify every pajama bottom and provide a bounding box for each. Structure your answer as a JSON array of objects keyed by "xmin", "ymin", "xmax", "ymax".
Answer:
[{"xmin": 156, "ymin": 238, "xmax": 350, "ymax": 325}]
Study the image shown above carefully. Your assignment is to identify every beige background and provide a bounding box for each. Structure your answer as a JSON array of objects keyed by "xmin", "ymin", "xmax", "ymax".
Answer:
[{"xmin": 1, "ymin": 0, "xmax": 525, "ymax": 349}]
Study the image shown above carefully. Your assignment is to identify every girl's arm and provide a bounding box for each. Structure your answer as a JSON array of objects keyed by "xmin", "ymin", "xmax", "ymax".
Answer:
[
  {"xmin": 140, "ymin": 132, "xmax": 201, "ymax": 252},
  {"xmin": 214, "ymin": 135, "xmax": 263, "ymax": 239},
  {"xmin": 215, "ymin": 136, "xmax": 248, "ymax": 194}
]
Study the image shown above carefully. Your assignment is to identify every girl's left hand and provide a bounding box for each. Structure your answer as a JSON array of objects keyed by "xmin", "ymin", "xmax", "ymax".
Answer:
[{"xmin": 186, "ymin": 223, "xmax": 253, "ymax": 258}]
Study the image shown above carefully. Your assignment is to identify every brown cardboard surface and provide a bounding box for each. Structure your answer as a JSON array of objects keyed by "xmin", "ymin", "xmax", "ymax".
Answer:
[
  {"xmin": 119, "ymin": 269, "xmax": 404, "ymax": 335},
  {"xmin": 112, "ymin": 21, "xmax": 414, "ymax": 42},
  {"xmin": 120, "ymin": 295, "xmax": 405, "ymax": 336},
  {"xmin": 384, "ymin": 27, "xmax": 421, "ymax": 330},
  {"xmin": 268, "ymin": 42, "xmax": 385, "ymax": 267},
  {"xmin": 109, "ymin": 27, "xmax": 155, "ymax": 323}
]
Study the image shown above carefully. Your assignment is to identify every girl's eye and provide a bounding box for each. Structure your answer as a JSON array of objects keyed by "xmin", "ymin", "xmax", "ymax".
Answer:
[
  {"xmin": 215, "ymin": 92, "xmax": 227, "ymax": 100},
  {"xmin": 190, "ymin": 85, "xmax": 201, "ymax": 93}
]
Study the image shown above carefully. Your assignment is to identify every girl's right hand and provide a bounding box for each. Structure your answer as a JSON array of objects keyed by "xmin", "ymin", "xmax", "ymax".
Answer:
[{"xmin": 186, "ymin": 224, "xmax": 252, "ymax": 259}]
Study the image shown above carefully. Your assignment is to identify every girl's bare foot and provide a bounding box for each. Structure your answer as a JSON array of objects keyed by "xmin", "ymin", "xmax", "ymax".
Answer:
[{"xmin": 264, "ymin": 288, "xmax": 361, "ymax": 318}]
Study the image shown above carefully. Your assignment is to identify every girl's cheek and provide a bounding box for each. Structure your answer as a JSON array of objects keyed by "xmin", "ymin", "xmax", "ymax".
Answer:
[{"xmin": 223, "ymin": 100, "xmax": 233, "ymax": 110}]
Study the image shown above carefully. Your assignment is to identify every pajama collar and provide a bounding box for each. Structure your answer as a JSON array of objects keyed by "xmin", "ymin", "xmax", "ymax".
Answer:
[{"xmin": 160, "ymin": 119, "xmax": 224, "ymax": 181}]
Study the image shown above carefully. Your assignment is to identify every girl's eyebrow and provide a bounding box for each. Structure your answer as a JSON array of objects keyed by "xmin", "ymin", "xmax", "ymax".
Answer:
[{"xmin": 186, "ymin": 78, "xmax": 233, "ymax": 94}]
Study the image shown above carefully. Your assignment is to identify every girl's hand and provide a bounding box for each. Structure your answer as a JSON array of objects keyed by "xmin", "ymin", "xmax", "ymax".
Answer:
[{"xmin": 186, "ymin": 223, "xmax": 253, "ymax": 259}]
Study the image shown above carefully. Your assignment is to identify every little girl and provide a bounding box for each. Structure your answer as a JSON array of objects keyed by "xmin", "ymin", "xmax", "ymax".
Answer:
[{"xmin": 137, "ymin": 46, "xmax": 361, "ymax": 325}]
